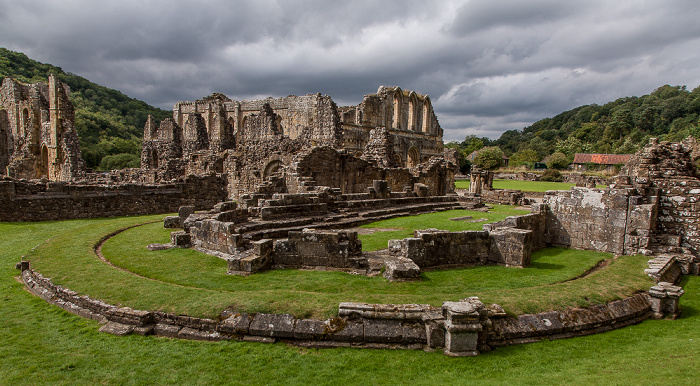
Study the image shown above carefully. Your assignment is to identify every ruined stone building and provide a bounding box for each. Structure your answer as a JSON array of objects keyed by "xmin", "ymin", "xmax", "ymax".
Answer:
[
  {"xmin": 0, "ymin": 75, "xmax": 84, "ymax": 181},
  {"xmin": 141, "ymin": 86, "xmax": 454, "ymax": 199}
]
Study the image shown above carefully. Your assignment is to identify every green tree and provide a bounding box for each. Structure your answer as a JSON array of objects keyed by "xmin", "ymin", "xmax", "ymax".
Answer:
[
  {"xmin": 473, "ymin": 146, "xmax": 504, "ymax": 170},
  {"xmin": 547, "ymin": 152, "xmax": 570, "ymax": 170},
  {"xmin": 511, "ymin": 149, "xmax": 541, "ymax": 166}
]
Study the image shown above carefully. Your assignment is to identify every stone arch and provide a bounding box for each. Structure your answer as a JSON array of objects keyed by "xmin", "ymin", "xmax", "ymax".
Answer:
[
  {"xmin": 392, "ymin": 88, "xmax": 403, "ymax": 130},
  {"xmin": 393, "ymin": 153, "xmax": 403, "ymax": 167},
  {"xmin": 151, "ymin": 149, "xmax": 159, "ymax": 169},
  {"xmin": 22, "ymin": 108, "xmax": 29, "ymax": 133},
  {"xmin": 422, "ymin": 96, "xmax": 431, "ymax": 134},
  {"xmin": 263, "ymin": 159, "xmax": 286, "ymax": 180},
  {"xmin": 408, "ymin": 92, "xmax": 419, "ymax": 132},
  {"xmin": 408, "ymin": 146, "xmax": 420, "ymax": 168},
  {"xmin": 38, "ymin": 144, "xmax": 49, "ymax": 178}
]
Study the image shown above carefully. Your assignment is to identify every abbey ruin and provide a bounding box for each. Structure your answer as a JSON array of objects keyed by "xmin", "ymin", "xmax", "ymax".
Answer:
[
  {"xmin": 0, "ymin": 74, "xmax": 84, "ymax": 181},
  {"xmin": 3, "ymin": 76, "xmax": 698, "ymax": 356},
  {"xmin": 140, "ymin": 86, "xmax": 454, "ymax": 199}
]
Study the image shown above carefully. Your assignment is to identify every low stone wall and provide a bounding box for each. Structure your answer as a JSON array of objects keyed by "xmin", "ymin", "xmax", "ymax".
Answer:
[
  {"xmin": 388, "ymin": 209, "xmax": 546, "ymax": 271},
  {"xmin": 19, "ymin": 263, "xmax": 672, "ymax": 356},
  {"xmin": 272, "ymin": 229, "xmax": 366, "ymax": 269},
  {"xmin": 0, "ymin": 174, "xmax": 227, "ymax": 221},
  {"xmin": 481, "ymin": 189, "xmax": 525, "ymax": 205},
  {"xmin": 487, "ymin": 294, "xmax": 651, "ymax": 347}
]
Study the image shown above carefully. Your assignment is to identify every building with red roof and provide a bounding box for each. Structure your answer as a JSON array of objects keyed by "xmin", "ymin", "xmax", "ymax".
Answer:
[{"xmin": 572, "ymin": 153, "xmax": 632, "ymax": 171}]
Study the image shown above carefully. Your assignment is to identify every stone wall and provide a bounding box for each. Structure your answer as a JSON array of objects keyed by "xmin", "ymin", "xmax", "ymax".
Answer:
[
  {"xmin": 542, "ymin": 187, "xmax": 656, "ymax": 255},
  {"xmin": 619, "ymin": 138, "xmax": 700, "ymax": 256},
  {"xmin": 20, "ymin": 264, "xmax": 661, "ymax": 357},
  {"xmin": 0, "ymin": 174, "xmax": 227, "ymax": 221},
  {"xmin": 142, "ymin": 86, "xmax": 455, "ymax": 201},
  {"xmin": 272, "ymin": 229, "xmax": 366, "ymax": 269},
  {"xmin": 388, "ymin": 216, "xmax": 537, "ymax": 270}
]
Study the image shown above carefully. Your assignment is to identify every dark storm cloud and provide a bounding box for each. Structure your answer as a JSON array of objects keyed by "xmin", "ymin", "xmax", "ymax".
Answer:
[{"xmin": 1, "ymin": 0, "xmax": 699, "ymax": 142}]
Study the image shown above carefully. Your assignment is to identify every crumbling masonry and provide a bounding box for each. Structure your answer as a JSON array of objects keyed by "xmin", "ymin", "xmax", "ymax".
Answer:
[
  {"xmin": 0, "ymin": 75, "xmax": 84, "ymax": 180},
  {"xmin": 141, "ymin": 86, "xmax": 454, "ymax": 200}
]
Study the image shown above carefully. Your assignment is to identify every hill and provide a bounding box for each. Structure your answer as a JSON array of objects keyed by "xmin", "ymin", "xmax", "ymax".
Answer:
[
  {"xmin": 0, "ymin": 48, "xmax": 172, "ymax": 170},
  {"xmin": 492, "ymin": 85, "xmax": 700, "ymax": 162},
  {"xmin": 448, "ymin": 85, "xmax": 700, "ymax": 171}
]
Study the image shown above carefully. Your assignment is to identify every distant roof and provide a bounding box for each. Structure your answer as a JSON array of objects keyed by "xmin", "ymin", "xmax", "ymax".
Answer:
[{"xmin": 573, "ymin": 153, "xmax": 632, "ymax": 165}]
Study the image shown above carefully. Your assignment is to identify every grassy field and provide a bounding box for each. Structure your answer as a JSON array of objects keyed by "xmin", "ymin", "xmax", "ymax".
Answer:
[
  {"xmin": 455, "ymin": 179, "xmax": 577, "ymax": 192},
  {"xmin": 0, "ymin": 215, "xmax": 697, "ymax": 384}
]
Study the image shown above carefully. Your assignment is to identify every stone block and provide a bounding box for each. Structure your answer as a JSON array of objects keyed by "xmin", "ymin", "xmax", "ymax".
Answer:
[
  {"xmin": 293, "ymin": 319, "xmax": 328, "ymax": 340},
  {"xmin": 363, "ymin": 319, "xmax": 403, "ymax": 343},
  {"xmin": 325, "ymin": 319, "xmax": 363, "ymax": 342},
  {"xmin": 178, "ymin": 205, "xmax": 195, "ymax": 219},
  {"xmin": 249, "ymin": 313, "xmax": 296, "ymax": 338},
  {"xmin": 170, "ymin": 231, "xmax": 191, "ymax": 246},
  {"xmin": 99, "ymin": 321, "xmax": 134, "ymax": 336},
  {"xmin": 383, "ymin": 257, "xmax": 421, "ymax": 281},
  {"xmin": 164, "ymin": 216, "xmax": 182, "ymax": 229},
  {"xmin": 218, "ymin": 313, "xmax": 253, "ymax": 335}
]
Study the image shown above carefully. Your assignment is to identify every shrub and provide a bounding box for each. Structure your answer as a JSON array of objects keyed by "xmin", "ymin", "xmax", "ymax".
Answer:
[
  {"xmin": 540, "ymin": 169, "xmax": 563, "ymax": 182},
  {"xmin": 547, "ymin": 152, "xmax": 570, "ymax": 170},
  {"xmin": 473, "ymin": 146, "xmax": 505, "ymax": 170}
]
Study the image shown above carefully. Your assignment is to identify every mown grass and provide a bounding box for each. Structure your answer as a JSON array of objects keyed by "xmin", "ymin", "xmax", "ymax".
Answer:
[
  {"xmin": 22, "ymin": 211, "xmax": 652, "ymax": 320},
  {"xmin": 455, "ymin": 179, "xmax": 607, "ymax": 191},
  {"xmin": 358, "ymin": 204, "xmax": 528, "ymax": 251},
  {"xmin": 0, "ymin": 217, "xmax": 697, "ymax": 384}
]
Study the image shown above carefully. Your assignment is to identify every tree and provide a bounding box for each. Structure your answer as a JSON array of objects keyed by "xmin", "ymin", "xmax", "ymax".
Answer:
[
  {"xmin": 511, "ymin": 149, "xmax": 541, "ymax": 166},
  {"xmin": 547, "ymin": 152, "xmax": 569, "ymax": 170},
  {"xmin": 473, "ymin": 146, "xmax": 504, "ymax": 170},
  {"xmin": 461, "ymin": 135, "xmax": 485, "ymax": 156}
]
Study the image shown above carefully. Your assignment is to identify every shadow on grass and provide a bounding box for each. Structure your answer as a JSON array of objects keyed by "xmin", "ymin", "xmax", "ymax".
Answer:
[
  {"xmin": 530, "ymin": 261, "xmax": 565, "ymax": 270},
  {"xmin": 678, "ymin": 305, "xmax": 700, "ymax": 319}
]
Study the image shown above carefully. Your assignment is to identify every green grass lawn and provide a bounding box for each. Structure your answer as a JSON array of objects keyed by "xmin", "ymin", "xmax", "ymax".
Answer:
[
  {"xmin": 455, "ymin": 179, "xmax": 575, "ymax": 192},
  {"xmin": 359, "ymin": 204, "xmax": 528, "ymax": 251},
  {"xmin": 0, "ymin": 215, "xmax": 696, "ymax": 384}
]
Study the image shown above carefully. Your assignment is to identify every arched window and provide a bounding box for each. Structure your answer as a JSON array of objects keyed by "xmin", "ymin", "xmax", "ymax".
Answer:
[{"xmin": 408, "ymin": 147, "xmax": 420, "ymax": 168}]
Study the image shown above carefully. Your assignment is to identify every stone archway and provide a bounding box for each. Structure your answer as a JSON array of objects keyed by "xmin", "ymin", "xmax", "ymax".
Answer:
[
  {"xmin": 263, "ymin": 159, "xmax": 285, "ymax": 180},
  {"xmin": 38, "ymin": 144, "xmax": 49, "ymax": 178},
  {"xmin": 408, "ymin": 147, "xmax": 420, "ymax": 168}
]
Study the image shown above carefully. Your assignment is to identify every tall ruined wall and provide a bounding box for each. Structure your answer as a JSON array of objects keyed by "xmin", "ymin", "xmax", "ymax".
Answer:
[
  {"xmin": 340, "ymin": 86, "xmax": 444, "ymax": 167},
  {"xmin": 619, "ymin": 138, "xmax": 700, "ymax": 255},
  {"xmin": 0, "ymin": 75, "xmax": 84, "ymax": 181},
  {"xmin": 0, "ymin": 174, "xmax": 227, "ymax": 221},
  {"xmin": 542, "ymin": 188, "xmax": 656, "ymax": 255},
  {"xmin": 142, "ymin": 87, "xmax": 451, "ymax": 200}
]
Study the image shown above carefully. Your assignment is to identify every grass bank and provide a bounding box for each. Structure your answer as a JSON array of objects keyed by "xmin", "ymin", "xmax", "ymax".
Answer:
[{"xmin": 0, "ymin": 216, "xmax": 695, "ymax": 384}]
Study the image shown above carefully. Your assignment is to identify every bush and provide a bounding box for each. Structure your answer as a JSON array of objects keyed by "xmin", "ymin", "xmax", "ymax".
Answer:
[
  {"xmin": 98, "ymin": 153, "xmax": 140, "ymax": 171},
  {"xmin": 547, "ymin": 152, "xmax": 570, "ymax": 170},
  {"xmin": 540, "ymin": 169, "xmax": 563, "ymax": 182},
  {"xmin": 473, "ymin": 146, "xmax": 505, "ymax": 170}
]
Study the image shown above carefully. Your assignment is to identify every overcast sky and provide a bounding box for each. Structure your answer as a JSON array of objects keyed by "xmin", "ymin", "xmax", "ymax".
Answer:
[{"xmin": 2, "ymin": 0, "xmax": 700, "ymax": 142}]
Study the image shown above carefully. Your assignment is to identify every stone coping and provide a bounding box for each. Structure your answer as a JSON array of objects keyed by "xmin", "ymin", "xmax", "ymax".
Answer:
[{"xmin": 18, "ymin": 261, "xmax": 668, "ymax": 356}]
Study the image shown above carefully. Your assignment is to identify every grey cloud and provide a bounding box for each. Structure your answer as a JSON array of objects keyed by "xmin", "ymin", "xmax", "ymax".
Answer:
[{"xmin": 1, "ymin": 0, "xmax": 699, "ymax": 141}]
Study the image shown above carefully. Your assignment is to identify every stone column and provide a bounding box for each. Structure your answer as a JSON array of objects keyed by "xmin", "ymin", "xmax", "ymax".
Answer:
[
  {"xmin": 648, "ymin": 282, "xmax": 684, "ymax": 319},
  {"xmin": 442, "ymin": 297, "xmax": 486, "ymax": 356}
]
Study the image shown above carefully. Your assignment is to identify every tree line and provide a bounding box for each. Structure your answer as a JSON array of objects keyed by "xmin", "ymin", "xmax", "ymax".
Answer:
[{"xmin": 448, "ymin": 84, "xmax": 700, "ymax": 172}]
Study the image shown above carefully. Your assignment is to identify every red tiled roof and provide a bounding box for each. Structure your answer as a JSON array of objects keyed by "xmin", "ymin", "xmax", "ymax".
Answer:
[{"xmin": 573, "ymin": 153, "xmax": 632, "ymax": 165}]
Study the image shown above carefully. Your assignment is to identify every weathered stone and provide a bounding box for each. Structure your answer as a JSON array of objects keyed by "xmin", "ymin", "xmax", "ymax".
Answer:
[
  {"xmin": 99, "ymin": 321, "xmax": 134, "ymax": 336},
  {"xmin": 248, "ymin": 313, "xmax": 296, "ymax": 338},
  {"xmin": 164, "ymin": 216, "xmax": 181, "ymax": 229}
]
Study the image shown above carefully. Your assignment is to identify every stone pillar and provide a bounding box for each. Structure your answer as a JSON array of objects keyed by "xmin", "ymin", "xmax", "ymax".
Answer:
[
  {"xmin": 469, "ymin": 168, "xmax": 493, "ymax": 195},
  {"xmin": 442, "ymin": 297, "xmax": 486, "ymax": 356},
  {"xmin": 648, "ymin": 282, "xmax": 684, "ymax": 319}
]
